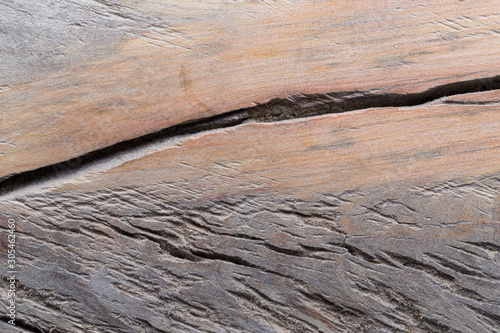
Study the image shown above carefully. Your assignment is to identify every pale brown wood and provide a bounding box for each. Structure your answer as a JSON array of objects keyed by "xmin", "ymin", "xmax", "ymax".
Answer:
[
  {"xmin": 1, "ymin": 0, "xmax": 500, "ymax": 178},
  {"xmin": 56, "ymin": 102, "xmax": 500, "ymax": 197}
]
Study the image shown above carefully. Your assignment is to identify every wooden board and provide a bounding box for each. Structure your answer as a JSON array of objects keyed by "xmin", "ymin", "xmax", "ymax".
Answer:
[
  {"xmin": 1, "ymin": 0, "xmax": 500, "ymax": 179},
  {"xmin": 1, "ymin": 1, "xmax": 500, "ymax": 332}
]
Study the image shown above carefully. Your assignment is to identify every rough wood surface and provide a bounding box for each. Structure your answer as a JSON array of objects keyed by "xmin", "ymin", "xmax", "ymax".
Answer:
[
  {"xmin": 2, "ymin": 100, "xmax": 500, "ymax": 332},
  {"xmin": 1, "ymin": 1, "xmax": 500, "ymax": 333},
  {"xmin": 1, "ymin": 0, "xmax": 500, "ymax": 178}
]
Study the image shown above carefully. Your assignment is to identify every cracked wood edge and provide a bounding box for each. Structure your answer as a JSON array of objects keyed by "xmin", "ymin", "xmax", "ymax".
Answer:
[
  {"xmin": 443, "ymin": 90, "xmax": 500, "ymax": 104},
  {"xmin": 1, "ymin": 82, "xmax": 499, "ymax": 197},
  {"xmin": 1, "ymin": 0, "xmax": 500, "ymax": 178},
  {"xmin": 1, "ymin": 102, "xmax": 500, "ymax": 332},
  {"xmin": 51, "ymin": 101, "xmax": 500, "ymax": 197}
]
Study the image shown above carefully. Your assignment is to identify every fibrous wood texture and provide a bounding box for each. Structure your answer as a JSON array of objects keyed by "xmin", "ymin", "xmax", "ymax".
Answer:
[{"xmin": 1, "ymin": 1, "xmax": 500, "ymax": 333}]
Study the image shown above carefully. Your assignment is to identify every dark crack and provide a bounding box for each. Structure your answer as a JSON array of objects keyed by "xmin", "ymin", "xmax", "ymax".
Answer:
[{"xmin": 247, "ymin": 75, "xmax": 500, "ymax": 121}]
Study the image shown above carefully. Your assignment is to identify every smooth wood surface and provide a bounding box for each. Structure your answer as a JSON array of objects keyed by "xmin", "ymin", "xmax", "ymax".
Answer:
[
  {"xmin": 2, "ymin": 101, "xmax": 500, "ymax": 332},
  {"xmin": 1, "ymin": 0, "xmax": 500, "ymax": 178}
]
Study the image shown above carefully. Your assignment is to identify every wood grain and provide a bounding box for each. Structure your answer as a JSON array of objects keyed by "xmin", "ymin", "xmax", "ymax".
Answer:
[
  {"xmin": 1, "ymin": 0, "xmax": 500, "ymax": 178},
  {"xmin": 2, "ymin": 1, "xmax": 500, "ymax": 332},
  {"xmin": 1, "ymin": 101, "xmax": 500, "ymax": 332}
]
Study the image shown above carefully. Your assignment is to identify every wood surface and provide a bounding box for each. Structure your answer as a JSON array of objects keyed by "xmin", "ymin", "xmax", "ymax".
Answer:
[
  {"xmin": 2, "ymin": 100, "xmax": 500, "ymax": 332},
  {"xmin": 1, "ymin": 1, "xmax": 500, "ymax": 333},
  {"xmin": 1, "ymin": 0, "xmax": 500, "ymax": 179}
]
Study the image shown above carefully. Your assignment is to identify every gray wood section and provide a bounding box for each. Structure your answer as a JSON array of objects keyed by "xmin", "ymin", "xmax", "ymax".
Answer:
[{"xmin": 1, "ymin": 167, "xmax": 500, "ymax": 332}]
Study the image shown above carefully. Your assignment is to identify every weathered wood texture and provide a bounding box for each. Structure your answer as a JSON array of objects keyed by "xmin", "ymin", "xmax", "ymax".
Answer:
[
  {"xmin": 1, "ymin": 1, "xmax": 500, "ymax": 332},
  {"xmin": 1, "ymin": 0, "xmax": 500, "ymax": 178},
  {"xmin": 2, "ymin": 100, "xmax": 500, "ymax": 332}
]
